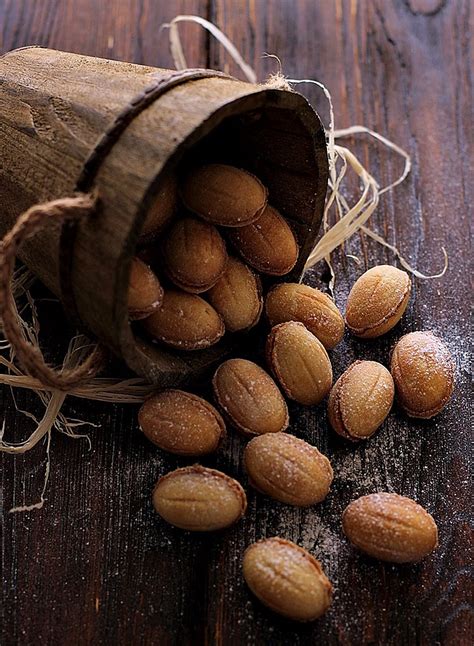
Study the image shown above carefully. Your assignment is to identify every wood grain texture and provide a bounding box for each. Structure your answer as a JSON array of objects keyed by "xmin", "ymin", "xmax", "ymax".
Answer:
[{"xmin": 1, "ymin": 1, "xmax": 472, "ymax": 645}]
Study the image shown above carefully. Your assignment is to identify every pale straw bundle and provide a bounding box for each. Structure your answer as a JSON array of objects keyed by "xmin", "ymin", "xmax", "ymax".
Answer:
[{"xmin": 164, "ymin": 16, "xmax": 447, "ymax": 289}]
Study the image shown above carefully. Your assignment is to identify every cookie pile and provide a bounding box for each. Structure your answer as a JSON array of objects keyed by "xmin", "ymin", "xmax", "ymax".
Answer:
[{"xmin": 131, "ymin": 164, "xmax": 454, "ymax": 621}]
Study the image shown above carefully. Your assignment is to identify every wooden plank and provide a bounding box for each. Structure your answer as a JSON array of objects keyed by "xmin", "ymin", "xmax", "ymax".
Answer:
[
  {"xmin": 1, "ymin": 0, "xmax": 472, "ymax": 645},
  {"xmin": 209, "ymin": 2, "xmax": 473, "ymax": 644},
  {"xmin": 0, "ymin": 0, "xmax": 210, "ymax": 69}
]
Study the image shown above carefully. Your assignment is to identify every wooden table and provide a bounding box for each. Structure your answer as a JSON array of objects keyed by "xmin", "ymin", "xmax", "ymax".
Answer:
[{"xmin": 1, "ymin": 1, "xmax": 472, "ymax": 644}]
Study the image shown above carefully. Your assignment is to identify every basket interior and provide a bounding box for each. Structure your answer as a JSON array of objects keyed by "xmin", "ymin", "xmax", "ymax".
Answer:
[{"xmin": 126, "ymin": 93, "xmax": 328, "ymax": 386}]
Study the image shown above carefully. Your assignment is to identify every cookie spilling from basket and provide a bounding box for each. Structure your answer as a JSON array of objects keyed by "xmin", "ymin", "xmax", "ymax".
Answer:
[{"xmin": 132, "ymin": 161, "xmax": 454, "ymax": 621}]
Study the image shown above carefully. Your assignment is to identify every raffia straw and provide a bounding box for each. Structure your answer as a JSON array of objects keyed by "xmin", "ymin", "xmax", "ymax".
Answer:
[
  {"xmin": 0, "ymin": 267, "xmax": 156, "ymax": 510},
  {"xmin": 4, "ymin": 420, "xmax": 52, "ymax": 513},
  {"xmin": 1, "ymin": 269, "xmax": 156, "ymax": 511},
  {"xmin": 0, "ymin": 16, "xmax": 449, "ymax": 510},
  {"xmin": 162, "ymin": 15, "xmax": 448, "ymax": 288},
  {"xmin": 0, "ymin": 336, "xmax": 153, "ymax": 456},
  {"xmin": 0, "ymin": 370, "xmax": 155, "ymax": 404},
  {"xmin": 0, "ymin": 272, "xmax": 155, "ymax": 457},
  {"xmin": 161, "ymin": 15, "xmax": 257, "ymax": 83}
]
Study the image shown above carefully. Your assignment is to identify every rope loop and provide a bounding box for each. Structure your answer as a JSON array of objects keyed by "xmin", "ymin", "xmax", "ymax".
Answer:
[{"xmin": 0, "ymin": 192, "xmax": 106, "ymax": 391}]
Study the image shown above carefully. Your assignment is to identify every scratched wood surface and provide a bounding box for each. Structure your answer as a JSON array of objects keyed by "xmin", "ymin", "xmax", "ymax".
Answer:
[{"xmin": 0, "ymin": 1, "xmax": 472, "ymax": 644}]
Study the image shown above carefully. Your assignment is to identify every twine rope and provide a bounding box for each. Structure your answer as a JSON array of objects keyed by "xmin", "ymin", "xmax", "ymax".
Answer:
[{"xmin": 0, "ymin": 192, "xmax": 106, "ymax": 391}]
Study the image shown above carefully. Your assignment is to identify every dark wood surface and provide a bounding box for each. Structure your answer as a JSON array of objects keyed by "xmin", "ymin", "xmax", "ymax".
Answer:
[{"xmin": 1, "ymin": 1, "xmax": 472, "ymax": 644}]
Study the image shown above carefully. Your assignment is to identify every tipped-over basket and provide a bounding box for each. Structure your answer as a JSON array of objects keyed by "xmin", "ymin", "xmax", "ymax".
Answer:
[{"xmin": 0, "ymin": 47, "xmax": 328, "ymax": 386}]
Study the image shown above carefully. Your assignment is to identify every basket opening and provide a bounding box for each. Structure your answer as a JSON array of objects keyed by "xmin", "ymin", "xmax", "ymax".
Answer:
[{"xmin": 123, "ymin": 90, "xmax": 328, "ymax": 386}]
